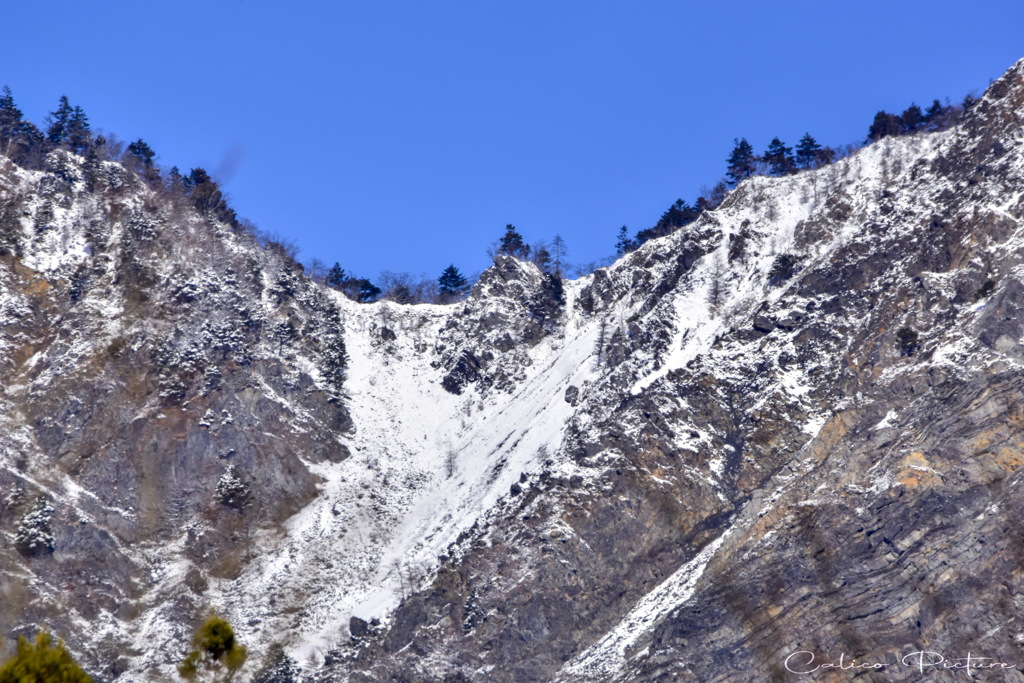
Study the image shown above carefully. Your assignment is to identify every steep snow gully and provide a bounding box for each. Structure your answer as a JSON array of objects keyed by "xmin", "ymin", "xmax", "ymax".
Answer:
[{"xmin": 221, "ymin": 290, "xmax": 604, "ymax": 663}]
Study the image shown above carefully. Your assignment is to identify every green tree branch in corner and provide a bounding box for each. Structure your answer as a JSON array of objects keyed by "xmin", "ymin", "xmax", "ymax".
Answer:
[
  {"xmin": 0, "ymin": 631, "xmax": 91, "ymax": 683},
  {"xmin": 178, "ymin": 612, "xmax": 247, "ymax": 681}
]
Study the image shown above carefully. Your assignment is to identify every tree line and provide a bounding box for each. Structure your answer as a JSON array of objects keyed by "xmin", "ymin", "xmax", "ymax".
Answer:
[
  {"xmin": 614, "ymin": 91, "xmax": 976, "ymax": 257},
  {"xmin": 0, "ymin": 89, "xmax": 585, "ymax": 307},
  {"xmin": 611, "ymin": 131, "xmax": 834, "ymax": 258},
  {"xmin": 0, "ymin": 88, "xmax": 240, "ymax": 232},
  {"xmin": 866, "ymin": 97, "xmax": 970, "ymax": 140},
  {"xmin": 312, "ymin": 224, "xmax": 571, "ymax": 305},
  {"xmin": 0, "ymin": 86, "xmax": 981, "ymax": 309}
]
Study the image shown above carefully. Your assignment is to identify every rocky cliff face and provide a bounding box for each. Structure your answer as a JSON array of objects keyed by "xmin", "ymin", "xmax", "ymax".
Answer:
[
  {"xmin": 0, "ymin": 150, "xmax": 356, "ymax": 678},
  {"xmin": 3, "ymin": 59, "xmax": 1024, "ymax": 682},
  {"xmin": 337, "ymin": 59, "xmax": 1024, "ymax": 682}
]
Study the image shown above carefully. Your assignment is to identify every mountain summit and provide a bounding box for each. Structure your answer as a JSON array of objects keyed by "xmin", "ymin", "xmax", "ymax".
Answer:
[{"xmin": 4, "ymin": 59, "xmax": 1024, "ymax": 681}]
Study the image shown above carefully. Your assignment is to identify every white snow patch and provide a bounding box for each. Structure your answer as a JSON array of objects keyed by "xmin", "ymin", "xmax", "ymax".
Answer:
[
  {"xmin": 874, "ymin": 410, "xmax": 898, "ymax": 430},
  {"xmin": 219, "ymin": 283, "xmax": 604, "ymax": 664},
  {"xmin": 555, "ymin": 529, "xmax": 733, "ymax": 681}
]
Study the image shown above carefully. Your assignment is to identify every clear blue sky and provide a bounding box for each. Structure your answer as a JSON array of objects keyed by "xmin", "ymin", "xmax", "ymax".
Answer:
[{"xmin": 2, "ymin": 1, "xmax": 1022, "ymax": 281}]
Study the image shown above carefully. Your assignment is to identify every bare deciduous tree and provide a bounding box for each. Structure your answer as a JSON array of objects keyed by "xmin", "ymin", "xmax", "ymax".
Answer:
[
  {"xmin": 706, "ymin": 254, "xmax": 727, "ymax": 316},
  {"xmin": 550, "ymin": 234, "xmax": 568, "ymax": 277},
  {"xmin": 446, "ymin": 448, "xmax": 457, "ymax": 478},
  {"xmin": 378, "ymin": 271, "xmax": 438, "ymax": 304},
  {"xmin": 305, "ymin": 258, "xmax": 328, "ymax": 283}
]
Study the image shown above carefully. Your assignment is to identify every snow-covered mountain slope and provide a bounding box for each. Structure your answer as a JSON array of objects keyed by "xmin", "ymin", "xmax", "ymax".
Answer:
[
  {"xmin": 4, "ymin": 57, "xmax": 1024, "ymax": 682},
  {"xmin": 217, "ymin": 277, "xmax": 604, "ymax": 667},
  {"xmin": 0, "ymin": 151, "xmax": 356, "ymax": 678},
  {"xmin": 335, "ymin": 58, "xmax": 1024, "ymax": 681}
]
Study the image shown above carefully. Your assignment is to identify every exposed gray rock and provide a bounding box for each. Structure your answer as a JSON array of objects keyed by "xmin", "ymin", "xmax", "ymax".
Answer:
[
  {"xmin": 349, "ymin": 615, "xmax": 370, "ymax": 639},
  {"xmin": 6, "ymin": 56, "xmax": 1024, "ymax": 683}
]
